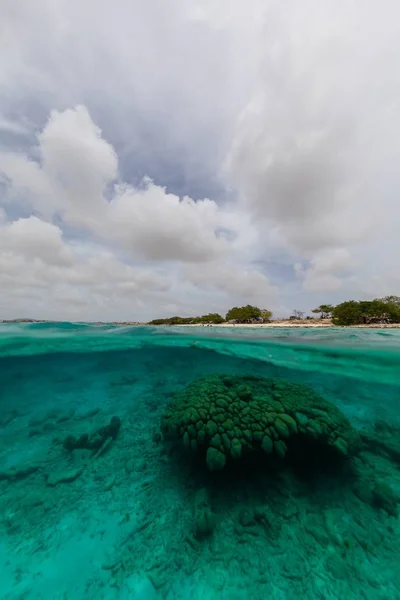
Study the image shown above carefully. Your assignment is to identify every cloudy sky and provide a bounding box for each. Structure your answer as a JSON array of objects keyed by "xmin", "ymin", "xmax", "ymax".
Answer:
[{"xmin": 1, "ymin": 0, "xmax": 399, "ymax": 321}]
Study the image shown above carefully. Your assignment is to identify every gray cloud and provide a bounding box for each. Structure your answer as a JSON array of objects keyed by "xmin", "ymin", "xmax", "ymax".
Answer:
[
  {"xmin": 223, "ymin": 0, "xmax": 400, "ymax": 295},
  {"xmin": 1, "ymin": 0, "xmax": 399, "ymax": 319},
  {"xmin": 0, "ymin": 106, "xmax": 241, "ymax": 262},
  {"xmin": 1, "ymin": 0, "xmax": 260, "ymax": 199},
  {"xmin": 0, "ymin": 105, "xmax": 274, "ymax": 319}
]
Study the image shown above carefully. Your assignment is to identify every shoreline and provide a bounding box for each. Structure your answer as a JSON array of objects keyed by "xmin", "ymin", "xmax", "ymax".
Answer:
[
  {"xmin": 2, "ymin": 320, "xmax": 400, "ymax": 329},
  {"xmin": 151, "ymin": 322, "xmax": 400, "ymax": 329}
]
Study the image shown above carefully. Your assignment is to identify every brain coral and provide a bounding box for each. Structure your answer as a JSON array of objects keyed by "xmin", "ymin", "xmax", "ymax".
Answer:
[{"xmin": 161, "ymin": 374, "xmax": 360, "ymax": 471}]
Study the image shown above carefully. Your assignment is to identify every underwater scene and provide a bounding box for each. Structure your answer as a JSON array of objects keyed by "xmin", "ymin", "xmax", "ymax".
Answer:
[{"xmin": 0, "ymin": 323, "xmax": 399, "ymax": 600}]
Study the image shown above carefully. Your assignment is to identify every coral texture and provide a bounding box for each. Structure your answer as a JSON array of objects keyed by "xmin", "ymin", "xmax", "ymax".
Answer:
[{"xmin": 161, "ymin": 374, "xmax": 360, "ymax": 470}]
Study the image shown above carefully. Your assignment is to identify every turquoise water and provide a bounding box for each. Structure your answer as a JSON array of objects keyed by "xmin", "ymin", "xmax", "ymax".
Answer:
[{"xmin": 0, "ymin": 323, "xmax": 399, "ymax": 600}]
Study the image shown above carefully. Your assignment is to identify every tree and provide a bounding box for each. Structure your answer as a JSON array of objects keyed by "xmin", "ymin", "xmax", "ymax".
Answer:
[
  {"xmin": 332, "ymin": 300, "xmax": 400, "ymax": 326},
  {"xmin": 359, "ymin": 300, "xmax": 400, "ymax": 324},
  {"xmin": 384, "ymin": 302, "xmax": 400, "ymax": 322},
  {"xmin": 199, "ymin": 313, "xmax": 225, "ymax": 324},
  {"xmin": 225, "ymin": 305, "xmax": 262, "ymax": 322},
  {"xmin": 148, "ymin": 312, "xmax": 225, "ymax": 325},
  {"xmin": 292, "ymin": 309, "xmax": 305, "ymax": 320},
  {"xmin": 260, "ymin": 309, "xmax": 273, "ymax": 322},
  {"xmin": 311, "ymin": 304, "xmax": 334, "ymax": 319},
  {"xmin": 331, "ymin": 301, "xmax": 364, "ymax": 325},
  {"xmin": 380, "ymin": 295, "xmax": 400, "ymax": 306}
]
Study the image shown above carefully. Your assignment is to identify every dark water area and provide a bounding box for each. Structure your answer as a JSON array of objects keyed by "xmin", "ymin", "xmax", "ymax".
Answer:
[{"xmin": 0, "ymin": 324, "xmax": 399, "ymax": 599}]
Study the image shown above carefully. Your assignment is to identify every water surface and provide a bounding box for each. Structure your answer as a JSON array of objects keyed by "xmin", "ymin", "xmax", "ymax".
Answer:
[{"xmin": 0, "ymin": 323, "xmax": 399, "ymax": 599}]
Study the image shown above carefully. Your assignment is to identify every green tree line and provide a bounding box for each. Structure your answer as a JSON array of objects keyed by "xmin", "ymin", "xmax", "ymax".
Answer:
[
  {"xmin": 148, "ymin": 305, "xmax": 272, "ymax": 325},
  {"xmin": 148, "ymin": 313, "xmax": 225, "ymax": 326},
  {"xmin": 148, "ymin": 296, "xmax": 400, "ymax": 326},
  {"xmin": 330, "ymin": 297, "xmax": 400, "ymax": 326}
]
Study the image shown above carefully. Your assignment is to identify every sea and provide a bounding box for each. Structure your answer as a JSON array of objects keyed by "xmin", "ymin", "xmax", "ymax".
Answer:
[{"xmin": 0, "ymin": 322, "xmax": 399, "ymax": 600}]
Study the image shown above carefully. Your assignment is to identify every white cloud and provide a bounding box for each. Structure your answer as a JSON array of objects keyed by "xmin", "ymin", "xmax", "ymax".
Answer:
[
  {"xmin": 0, "ymin": 106, "xmax": 242, "ymax": 263},
  {"xmin": 294, "ymin": 249, "xmax": 356, "ymax": 293},
  {"xmin": 106, "ymin": 181, "xmax": 229, "ymax": 262},
  {"xmin": 0, "ymin": 217, "xmax": 73, "ymax": 266},
  {"xmin": 225, "ymin": 1, "xmax": 400, "ymax": 271},
  {"xmin": 1, "ymin": 0, "xmax": 400, "ymax": 319},
  {"xmin": 183, "ymin": 261, "xmax": 276, "ymax": 299},
  {"xmin": 0, "ymin": 106, "xmax": 274, "ymax": 319},
  {"xmin": 0, "ymin": 217, "xmax": 174, "ymax": 321},
  {"xmin": 39, "ymin": 106, "xmax": 118, "ymax": 203},
  {"xmin": 0, "ymin": 0, "xmax": 262, "ymax": 197}
]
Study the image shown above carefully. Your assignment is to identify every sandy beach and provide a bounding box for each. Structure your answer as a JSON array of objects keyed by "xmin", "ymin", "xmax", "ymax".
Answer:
[{"xmin": 172, "ymin": 320, "xmax": 400, "ymax": 329}]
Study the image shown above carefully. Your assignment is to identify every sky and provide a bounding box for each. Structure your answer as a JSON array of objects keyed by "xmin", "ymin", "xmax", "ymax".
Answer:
[{"xmin": 1, "ymin": 0, "xmax": 400, "ymax": 321}]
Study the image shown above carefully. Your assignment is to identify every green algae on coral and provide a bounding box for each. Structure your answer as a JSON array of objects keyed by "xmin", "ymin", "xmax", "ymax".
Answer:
[{"xmin": 161, "ymin": 374, "xmax": 360, "ymax": 470}]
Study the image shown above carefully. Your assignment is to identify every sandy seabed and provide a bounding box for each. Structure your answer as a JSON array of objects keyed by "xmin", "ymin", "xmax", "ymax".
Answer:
[{"xmin": 0, "ymin": 324, "xmax": 399, "ymax": 599}]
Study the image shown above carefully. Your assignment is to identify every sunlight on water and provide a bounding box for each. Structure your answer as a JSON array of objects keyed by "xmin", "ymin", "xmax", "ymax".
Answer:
[{"xmin": 0, "ymin": 323, "xmax": 399, "ymax": 599}]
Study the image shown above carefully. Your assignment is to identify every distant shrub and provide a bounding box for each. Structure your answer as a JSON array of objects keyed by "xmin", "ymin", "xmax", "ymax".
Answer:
[
  {"xmin": 148, "ymin": 313, "xmax": 224, "ymax": 325},
  {"xmin": 332, "ymin": 300, "xmax": 400, "ymax": 326}
]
